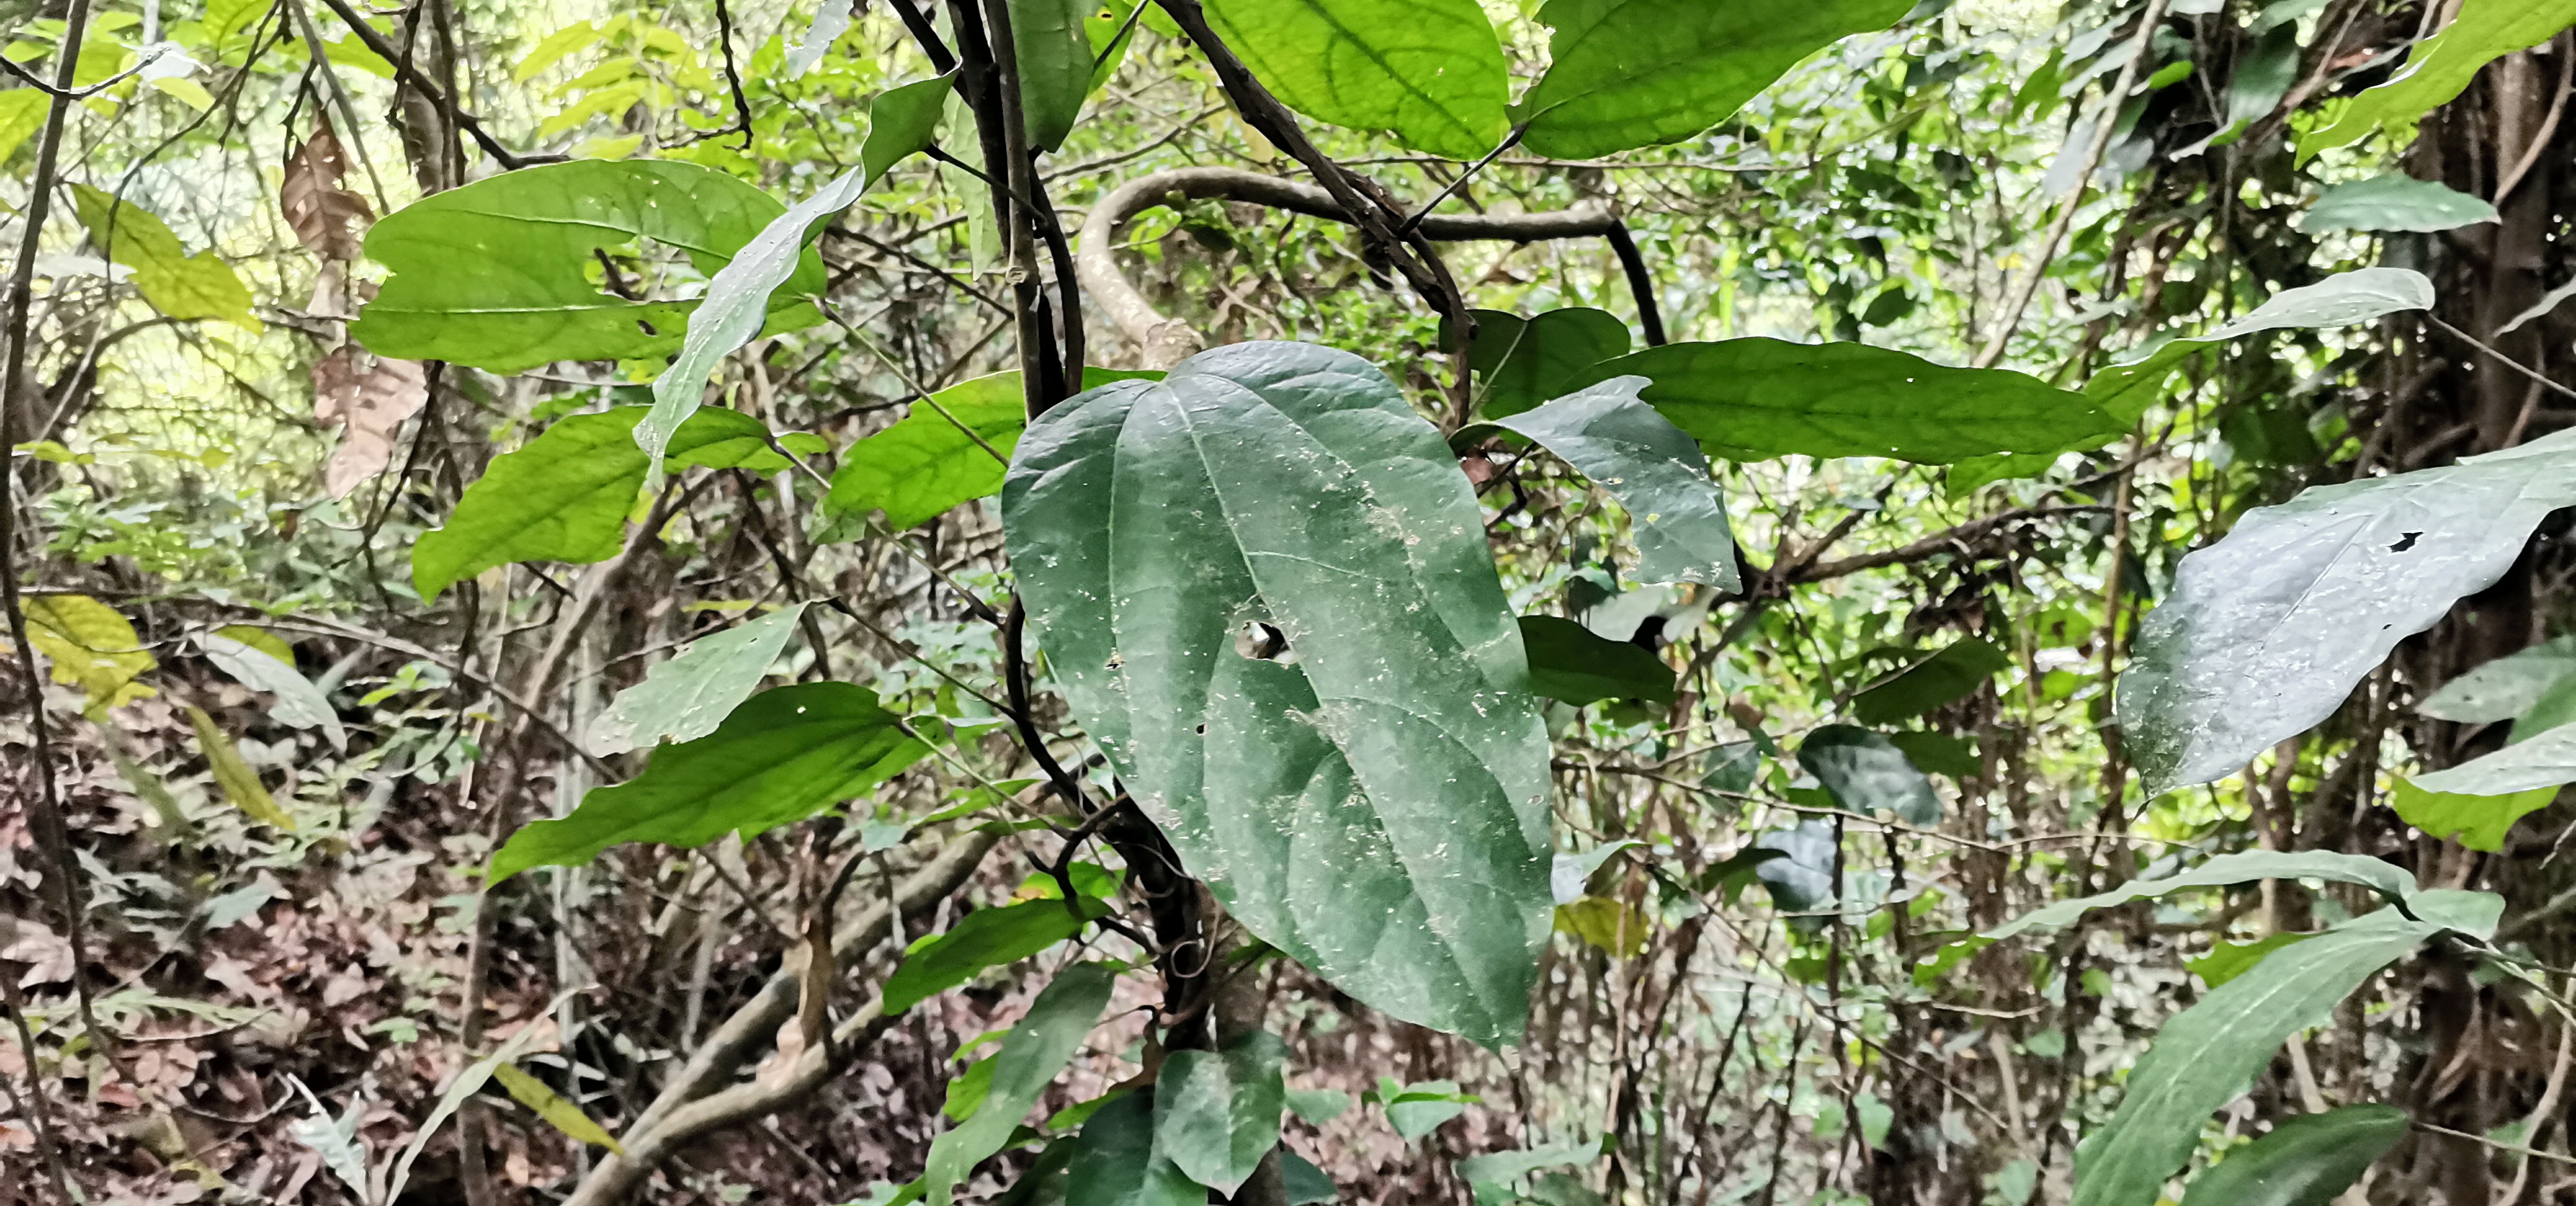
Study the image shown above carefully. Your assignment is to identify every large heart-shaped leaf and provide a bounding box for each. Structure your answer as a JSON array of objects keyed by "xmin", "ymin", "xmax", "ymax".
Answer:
[
  {"xmin": 2084, "ymin": 269, "xmax": 2434, "ymax": 423},
  {"xmin": 2118, "ymin": 426, "xmax": 2576, "ymax": 794},
  {"xmin": 1004, "ymin": 341, "xmax": 1554, "ymax": 1048},
  {"xmin": 2070, "ymin": 892, "xmax": 2498, "ymax": 1206},
  {"xmin": 1482, "ymin": 378, "xmax": 1738, "ymax": 589},
  {"xmin": 2298, "ymin": 0, "xmax": 2576, "ymax": 161},
  {"xmin": 1566, "ymin": 339, "xmax": 2118, "ymax": 464},
  {"xmin": 352, "ymin": 160, "xmax": 822, "ymax": 372},
  {"xmin": 1152, "ymin": 1031, "xmax": 1287, "ymax": 1194},
  {"xmin": 1200, "ymin": 0, "xmax": 1510, "ymax": 160},
  {"xmin": 1517, "ymin": 0, "xmax": 1913, "ymax": 159},
  {"xmin": 487, "ymin": 682, "xmax": 927, "ymax": 883},
  {"xmin": 2176, "ymin": 1104, "xmax": 2409, "ymax": 1206}
]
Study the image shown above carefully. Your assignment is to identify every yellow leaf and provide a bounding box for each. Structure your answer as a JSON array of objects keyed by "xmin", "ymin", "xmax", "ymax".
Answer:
[
  {"xmin": 213, "ymin": 624, "xmax": 294, "ymax": 667},
  {"xmin": 147, "ymin": 76, "xmax": 213, "ymax": 111},
  {"xmin": 1554, "ymin": 897, "xmax": 1649, "ymax": 959},
  {"xmin": 491, "ymin": 1063, "xmax": 625, "ymax": 1153},
  {"xmin": 22, "ymin": 593, "xmax": 156, "ymax": 714},
  {"xmin": 0, "ymin": 89, "xmax": 48, "ymax": 164},
  {"xmin": 70, "ymin": 182, "xmax": 263, "ymax": 332},
  {"xmin": 183, "ymin": 704, "xmax": 294, "ymax": 831}
]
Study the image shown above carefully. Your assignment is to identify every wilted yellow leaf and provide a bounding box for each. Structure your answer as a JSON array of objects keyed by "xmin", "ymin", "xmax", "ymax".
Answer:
[
  {"xmin": 22, "ymin": 593, "xmax": 156, "ymax": 715},
  {"xmin": 183, "ymin": 705, "xmax": 294, "ymax": 832},
  {"xmin": 491, "ymin": 1062, "xmax": 625, "ymax": 1153}
]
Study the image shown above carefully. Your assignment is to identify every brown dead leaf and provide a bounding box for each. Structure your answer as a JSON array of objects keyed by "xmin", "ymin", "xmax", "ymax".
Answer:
[
  {"xmin": 312, "ymin": 349, "xmax": 428, "ymax": 498},
  {"xmin": 281, "ymin": 120, "xmax": 374, "ymax": 262},
  {"xmin": 1, "ymin": 916, "xmax": 73, "ymax": 986}
]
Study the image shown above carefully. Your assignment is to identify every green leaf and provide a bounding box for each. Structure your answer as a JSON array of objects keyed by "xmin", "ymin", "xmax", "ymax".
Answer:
[
  {"xmin": 1987, "ymin": 850, "xmax": 2418, "ymax": 941},
  {"xmin": 21, "ymin": 594, "xmax": 156, "ymax": 716},
  {"xmin": 1199, "ymin": 0, "xmax": 1510, "ymax": 160},
  {"xmin": 413, "ymin": 406, "xmax": 807, "ymax": 601},
  {"xmin": 185, "ymin": 705, "xmax": 294, "ymax": 831},
  {"xmin": 884, "ymin": 897, "xmax": 1112, "ymax": 1015},
  {"xmin": 2297, "ymin": 174, "xmax": 2498, "ymax": 234},
  {"xmin": 1010, "ymin": 0, "xmax": 1092, "ymax": 151},
  {"xmin": 2184, "ymin": 19, "xmax": 2300, "ymax": 152},
  {"xmin": 2298, "ymin": 0, "xmax": 2576, "ymax": 161},
  {"xmin": 1457, "ymin": 1140, "xmax": 1598, "ymax": 1192},
  {"xmin": 942, "ymin": 1055, "xmax": 998, "ymax": 1122},
  {"xmin": 1946, "ymin": 452, "xmax": 2056, "ymax": 499},
  {"xmin": 1753, "ymin": 820, "xmax": 1836, "ymax": 912},
  {"xmin": 1376, "ymin": 1077, "xmax": 1476, "ymax": 1142},
  {"xmin": 1852, "ymin": 638, "xmax": 2011, "ymax": 726},
  {"xmin": 0, "ymin": 89, "xmax": 48, "ymax": 164},
  {"xmin": 490, "ymin": 1062, "xmax": 625, "ymax": 1153},
  {"xmin": 1455, "ymin": 307, "xmax": 1631, "ymax": 419},
  {"xmin": 2118, "ymin": 426, "xmax": 2576, "ymax": 793},
  {"xmin": 1554, "ymin": 897, "xmax": 1649, "ymax": 957},
  {"xmin": 1567, "ymin": 339, "xmax": 2119, "ymax": 464},
  {"xmin": 2418, "ymin": 636, "xmax": 2576, "ymax": 722},
  {"xmin": 2178, "ymin": 1104, "xmax": 2409, "ymax": 1206},
  {"xmin": 1518, "ymin": 0, "xmax": 1913, "ymax": 159},
  {"xmin": 2511, "ymin": 667, "xmax": 2576, "ymax": 742},
  {"xmin": 1518, "ymin": 615, "xmax": 1674, "ymax": 707},
  {"xmin": 1888, "ymin": 731, "xmax": 1978, "ymax": 780},
  {"xmin": 1282, "ymin": 1153, "xmax": 1336, "ymax": 1205},
  {"xmin": 1065, "ymin": 1093, "xmax": 1204, "ymax": 1206},
  {"xmin": 1284, "ymin": 1087, "xmax": 1350, "ymax": 1125},
  {"xmin": 201, "ymin": 630, "xmax": 345, "ymax": 752},
  {"xmin": 2185, "ymin": 933, "xmax": 2310, "ymax": 990},
  {"xmin": 1801, "ymin": 725, "xmax": 1941, "ymax": 827},
  {"xmin": 1151, "ymin": 1030, "xmax": 1287, "ymax": 1194},
  {"xmin": 827, "ymin": 368, "xmax": 1159, "ymax": 532},
  {"xmin": 2413, "ymin": 725, "xmax": 2576, "ymax": 798},
  {"xmin": 488, "ymin": 683, "xmax": 929, "ymax": 883},
  {"xmin": 2070, "ymin": 897, "xmax": 2496, "ymax": 1206},
  {"xmin": 352, "ymin": 160, "xmax": 822, "ymax": 372},
  {"xmin": 642, "ymin": 76, "xmax": 950, "ymax": 461},
  {"xmin": 2391, "ymin": 778, "xmax": 2559, "ymax": 852},
  {"xmin": 1484, "ymin": 378, "xmax": 1739, "ymax": 589},
  {"xmin": 2085, "ymin": 269, "xmax": 2434, "ymax": 424},
  {"xmin": 71, "ymin": 184, "xmax": 261, "ymax": 331},
  {"xmin": 587, "ymin": 605, "xmax": 806, "ymax": 754},
  {"xmin": 1004, "ymin": 341, "xmax": 1555, "ymax": 1049},
  {"xmin": 1551, "ymin": 839, "xmax": 1643, "ymax": 906},
  {"xmin": 927, "ymin": 964, "xmax": 1119, "ymax": 1206}
]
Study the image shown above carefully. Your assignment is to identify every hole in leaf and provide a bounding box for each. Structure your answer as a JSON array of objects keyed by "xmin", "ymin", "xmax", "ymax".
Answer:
[
  {"xmin": 1235, "ymin": 620, "xmax": 1293, "ymax": 663},
  {"xmin": 2389, "ymin": 531, "xmax": 2422, "ymax": 553}
]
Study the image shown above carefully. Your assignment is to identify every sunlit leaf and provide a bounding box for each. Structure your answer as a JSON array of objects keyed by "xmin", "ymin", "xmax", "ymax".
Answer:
[
  {"xmin": 2389, "ymin": 778, "xmax": 2559, "ymax": 852},
  {"xmin": 826, "ymin": 368, "xmax": 1159, "ymax": 532},
  {"xmin": 1200, "ymin": 0, "xmax": 1510, "ymax": 160},
  {"xmin": 0, "ymin": 88, "xmax": 48, "ymax": 163},
  {"xmin": 22, "ymin": 593, "xmax": 156, "ymax": 715},
  {"xmin": 2185, "ymin": 933, "xmax": 2309, "ymax": 990},
  {"xmin": 202, "ymin": 629, "xmax": 346, "ymax": 752},
  {"xmin": 184, "ymin": 704, "xmax": 294, "ymax": 831},
  {"xmin": 71, "ymin": 183, "xmax": 261, "ymax": 331},
  {"xmin": 2298, "ymin": 0, "xmax": 2576, "ymax": 161},
  {"xmin": 785, "ymin": 0, "xmax": 855, "ymax": 77},
  {"xmin": 491, "ymin": 1062, "xmax": 625, "ymax": 1154},
  {"xmin": 1553, "ymin": 897, "xmax": 1648, "ymax": 957}
]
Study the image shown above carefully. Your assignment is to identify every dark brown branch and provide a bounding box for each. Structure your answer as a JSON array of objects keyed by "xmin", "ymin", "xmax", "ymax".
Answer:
[{"xmin": 314, "ymin": 0, "xmax": 541, "ymax": 169}]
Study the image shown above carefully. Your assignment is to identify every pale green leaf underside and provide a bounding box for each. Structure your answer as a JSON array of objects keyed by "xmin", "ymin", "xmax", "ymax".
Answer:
[
  {"xmin": 1202, "ymin": 0, "xmax": 1511, "ymax": 160},
  {"xmin": 1488, "ymin": 377, "xmax": 1739, "ymax": 589},
  {"xmin": 2297, "ymin": 174, "xmax": 2497, "ymax": 234},
  {"xmin": 2412, "ymin": 725, "xmax": 2576, "ymax": 798},
  {"xmin": 2085, "ymin": 269, "xmax": 2434, "ymax": 423},
  {"xmin": 1986, "ymin": 849, "xmax": 2417, "ymax": 941},
  {"xmin": 1003, "ymin": 341, "xmax": 1554, "ymax": 1048},
  {"xmin": 2418, "ymin": 636, "xmax": 2576, "ymax": 722},
  {"xmin": 587, "ymin": 605, "xmax": 807, "ymax": 755}
]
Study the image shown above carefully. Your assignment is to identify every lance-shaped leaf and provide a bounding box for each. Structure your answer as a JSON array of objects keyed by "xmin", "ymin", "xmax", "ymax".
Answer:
[
  {"xmin": 1453, "ymin": 307, "xmax": 1631, "ymax": 419},
  {"xmin": 2085, "ymin": 269, "xmax": 2436, "ymax": 423},
  {"xmin": 490, "ymin": 1062, "xmax": 624, "ymax": 1153},
  {"xmin": 488, "ymin": 683, "xmax": 928, "ymax": 883},
  {"xmin": 2177, "ymin": 1104, "xmax": 2409, "ymax": 1206},
  {"xmin": 1152, "ymin": 1030, "xmax": 1287, "ymax": 1194},
  {"xmin": 415, "ymin": 406, "xmax": 816, "ymax": 601},
  {"xmin": 1066, "ymin": 1093, "xmax": 1205, "ymax": 1206},
  {"xmin": 1009, "ymin": 0, "xmax": 1092, "ymax": 151},
  {"xmin": 785, "ymin": 0, "xmax": 854, "ymax": 76},
  {"xmin": 2412, "ymin": 725, "xmax": 2576, "ymax": 798},
  {"xmin": 2118, "ymin": 426, "xmax": 2576, "ymax": 794},
  {"xmin": 2071, "ymin": 892, "xmax": 2498, "ymax": 1206},
  {"xmin": 2418, "ymin": 636, "xmax": 2576, "ymax": 722},
  {"xmin": 2390, "ymin": 778, "xmax": 2559, "ymax": 852},
  {"xmin": 185, "ymin": 705, "xmax": 295, "ymax": 831},
  {"xmin": 1519, "ymin": 615, "xmax": 1674, "ymax": 706},
  {"xmin": 1479, "ymin": 378, "xmax": 1738, "ymax": 589},
  {"xmin": 883, "ymin": 897, "xmax": 1113, "ymax": 1015},
  {"xmin": 2297, "ymin": 174, "xmax": 2497, "ymax": 235},
  {"xmin": 826, "ymin": 368, "xmax": 1160, "ymax": 533},
  {"xmin": 1004, "ymin": 341, "xmax": 1555, "ymax": 1048},
  {"xmin": 202, "ymin": 630, "xmax": 346, "ymax": 752},
  {"xmin": 924, "ymin": 964, "xmax": 1117, "ymax": 1206},
  {"xmin": 1457, "ymin": 1140, "xmax": 1600, "ymax": 1194},
  {"xmin": 642, "ymin": 75, "xmax": 951, "ymax": 460},
  {"xmin": 1565, "ymin": 339, "xmax": 2118, "ymax": 464},
  {"xmin": 71, "ymin": 184, "xmax": 261, "ymax": 331},
  {"xmin": 1852, "ymin": 638, "xmax": 2011, "ymax": 726},
  {"xmin": 588, "ymin": 605, "xmax": 806, "ymax": 755},
  {"xmin": 2298, "ymin": 0, "xmax": 2576, "ymax": 161},
  {"xmin": 1200, "ymin": 0, "xmax": 1510, "ymax": 160},
  {"xmin": 1517, "ymin": 0, "xmax": 1914, "ymax": 159},
  {"xmin": 2185, "ymin": 933, "xmax": 2310, "ymax": 990},
  {"xmin": 352, "ymin": 160, "xmax": 822, "ymax": 372},
  {"xmin": 1801, "ymin": 725, "xmax": 1942, "ymax": 827},
  {"xmin": 1987, "ymin": 850, "xmax": 2416, "ymax": 941}
]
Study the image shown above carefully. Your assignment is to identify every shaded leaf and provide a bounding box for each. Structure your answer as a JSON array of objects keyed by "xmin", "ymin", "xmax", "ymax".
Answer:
[
  {"xmin": 2085, "ymin": 269, "xmax": 2434, "ymax": 423},
  {"xmin": 22, "ymin": 593, "xmax": 156, "ymax": 714},
  {"xmin": 2178, "ymin": 1104, "xmax": 2409, "ymax": 1206},
  {"xmin": 1285, "ymin": 1087, "xmax": 1352, "ymax": 1125},
  {"xmin": 1754, "ymin": 819, "xmax": 1836, "ymax": 912},
  {"xmin": 1987, "ymin": 850, "xmax": 2417, "ymax": 942},
  {"xmin": 1152, "ymin": 1030, "xmax": 1287, "ymax": 1194},
  {"xmin": 1518, "ymin": 0, "xmax": 1913, "ymax": 159},
  {"xmin": 1484, "ymin": 378, "xmax": 1738, "ymax": 589},
  {"xmin": 1010, "ymin": 0, "xmax": 1092, "ymax": 151},
  {"xmin": 1454, "ymin": 307, "xmax": 1631, "ymax": 419},
  {"xmin": 2512, "ymin": 670, "xmax": 2576, "ymax": 743},
  {"xmin": 923, "ymin": 964, "xmax": 1119, "ymax": 1206},
  {"xmin": 2119, "ymin": 426, "xmax": 2576, "ymax": 793},
  {"xmin": 202, "ymin": 629, "xmax": 346, "ymax": 752},
  {"xmin": 1888, "ymin": 731, "xmax": 1979, "ymax": 780},
  {"xmin": 885, "ymin": 897, "xmax": 1112, "ymax": 1015},
  {"xmin": 2391, "ymin": 778, "xmax": 2559, "ymax": 852},
  {"xmin": 2298, "ymin": 0, "xmax": 2576, "ymax": 160},
  {"xmin": 184, "ymin": 704, "xmax": 294, "ymax": 831},
  {"xmin": 1568, "ymin": 338, "xmax": 2117, "ymax": 464},
  {"xmin": 352, "ymin": 160, "xmax": 821, "ymax": 372},
  {"xmin": 2070, "ymin": 895, "xmax": 2496, "ymax": 1206},
  {"xmin": 589, "ymin": 605, "xmax": 806, "ymax": 755},
  {"xmin": 1457, "ymin": 1139, "xmax": 1598, "ymax": 1192},
  {"xmin": 2417, "ymin": 635, "xmax": 2576, "ymax": 722},
  {"xmin": 1004, "ymin": 341, "xmax": 1554, "ymax": 1048},
  {"xmin": 641, "ymin": 75, "xmax": 951, "ymax": 461},
  {"xmin": 1201, "ymin": 0, "xmax": 1510, "ymax": 160},
  {"xmin": 1377, "ymin": 1077, "xmax": 1477, "ymax": 1142},
  {"xmin": 1551, "ymin": 839, "xmax": 1642, "ymax": 906},
  {"xmin": 1801, "ymin": 725, "xmax": 1941, "ymax": 826},
  {"xmin": 1946, "ymin": 451, "xmax": 2055, "ymax": 499},
  {"xmin": 827, "ymin": 368, "xmax": 1159, "ymax": 532},
  {"xmin": 488, "ymin": 683, "xmax": 929, "ymax": 883},
  {"xmin": 1518, "ymin": 615, "xmax": 1674, "ymax": 707},
  {"xmin": 491, "ymin": 1062, "xmax": 624, "ymax": 1153},
  {"xmin": 1852, "ymin": 639, "xmax": 2011, "ymax": 726},
  {"xmin": 1282, "ymin": 1152, "xmax": 1336, "ymax": 1205},
  {"xmin": 1065, "ymin": 1092, "xmax": 1204, "ymax": 1206},
  {"xmin": 2297, "ymin": 174, "xmax": 2497, "ymax": 234},
  {"xmin": 2186, "ymin": 933, "xmax": 2310, "ymax": 990},
  {"xmin": 72, "ymin": 183, "xmax": 261, "ymax": 331},
  {"xmin": 311, "ymin": 347, "xmax": 428, "ymax": 499}
]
